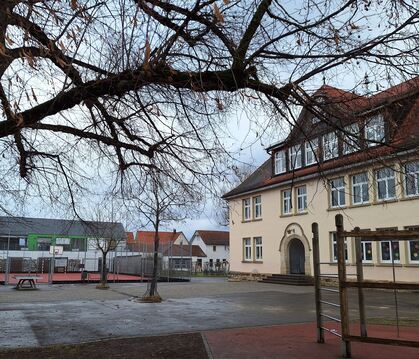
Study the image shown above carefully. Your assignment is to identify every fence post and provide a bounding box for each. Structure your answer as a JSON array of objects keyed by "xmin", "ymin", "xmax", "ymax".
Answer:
[
  {"xmin": 335, "ymin": 214, "xmax": 351, "ymax": 358},
  {"xmin": 312, "ymin": 222, "xmax": 324, "ymax": 343},
  {"xmin": 354, "ymin": 227, "xmax": 367, "ymax": 338},
  {"xmin": 5, "ymin": 256, "xmax": 10, "ymax": 285}
]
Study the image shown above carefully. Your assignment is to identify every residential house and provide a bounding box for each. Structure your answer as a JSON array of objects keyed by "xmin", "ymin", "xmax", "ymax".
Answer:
[
  {"xmin": 223, "ymin": 77, "xmax": 419, "ymax": 282},
  {"xmin": 190, "ymin": 230, "xmax": 229, "ymax": 269}
]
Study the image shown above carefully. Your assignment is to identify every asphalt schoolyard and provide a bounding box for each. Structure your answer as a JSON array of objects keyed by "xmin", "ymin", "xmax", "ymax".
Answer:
[{"xmin": 0, "ymin": 277, "xmax": 418, "ymax": 358}]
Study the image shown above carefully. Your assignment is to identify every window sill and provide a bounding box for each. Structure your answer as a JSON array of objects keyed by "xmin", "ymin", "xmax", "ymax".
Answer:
[
  {"xmin": 241, "ymin": 218, "xmax": 262, "ymax": 223},
  {"xmin": 295, "ymin": 211, "xmax": 308, "ymax": 216},
  {"xmin": 254, "ymin": 260, "xmax": 263, "ymax": 263},
  {"xmin": 241, "ymin": 260, "xmax": 254, "ymax": 263},
  {"xmin": 376, "ymin": 263, "xmax": 402, "ymax": 267},
  {"xmin": 404, "ymin": 263, "xmax": 419, "ymax": 267},
  {"xmin": 327, "ymin": 206, "xmax": 347, "ymax": 212},
  {"xmin": 347, "ymin": 202, "xmax": 371, "ymax": 209},
  {"xmin": 280, "ymin": 213, "xmax": 293, "ymax": 218},
  {"xmin": 374, "ymin": 198, "xmax": 398, "ymax": 205},
  {"xmin": 400, "ymin": 195, "xmax": 419, "ymax": 202}
]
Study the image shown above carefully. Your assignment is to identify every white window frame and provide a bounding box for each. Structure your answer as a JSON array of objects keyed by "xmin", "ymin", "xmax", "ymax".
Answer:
[
  {"xmin": 361, "ymin": 241, "xmax": 373, "ymax": 263},
  {"xmin": 330, "ymin": 177, "xmax": 346, "ymax": 208},
  {"xmin": 289, "ymin": 145, "xmax": 302, "ymax": 170},
  {"xmin": 296, "ymin": 186, "xmax": 307, "ymax": 213},
  {"xmin": 243, "ymin": 198, "xmax": 251, "ymax": 221},
  {"xmin": 253, "ymin": 196, "xmax": 262, "ymax": 219},
  {"xmin": 331, "ymin": 232, "xmax": 348, "ymax": 262},
  {"xmin": 323, "ymin": 132, "xmax": 339, "ymax": 160},
  {"xmin": 408, "ymin": 240, "xmax": 419, "ymax": 263},
  {"xmin": 305, "ymin": 139, "xmax": 318, "ymax": 166},
  {"xmin": 379, "ymin": 240, "xmax": 400, "ymax": 263},
  {"xmin": 352, "ymin": 172, "xmax": 369, "ymax": 205},
  {"xmin": 282, "ymin": 189, "xmax": 292, "ymax": 215},
  {"xmin": 365, "ymin": 114, "xmax": 385, "ymax": 147},
  {"xmin": 343, "ymin": 123, "xmax": 360, "ymax": 155},
  {"xmin": 255, "ymin": 237, "xmax": 263, "ymax": 261},
  {"xmin": 404, "ymin": 161, "xmax": 419, "ymax": 197},
  {"xmin": 243, "ymin": 238, "xmax": 252, "ymax": 261},
  {"xmin": 274, "ymin": 150, "xmax": 286, "ymax": 174},
  {"xmin": 405, "ymin": 226, "xmax": 419, "ymax": 263},
  {"xmin": 376, "ymin": 168, "xmax": 396, "ymax": 201}
]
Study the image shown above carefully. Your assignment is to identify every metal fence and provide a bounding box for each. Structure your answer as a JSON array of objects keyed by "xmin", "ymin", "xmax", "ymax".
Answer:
[{"xmin": 0, "ymin": 242, "xmax": 192, "ymax": 284}]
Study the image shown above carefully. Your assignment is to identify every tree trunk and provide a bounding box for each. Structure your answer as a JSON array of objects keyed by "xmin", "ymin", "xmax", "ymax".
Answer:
[
  {"xmin": 149, "ymin": 230, "xmax": 160, "ymax": 296},
  {"xmin": 101, "ymin": 252, "xmax": 107, "ymax": 286}
]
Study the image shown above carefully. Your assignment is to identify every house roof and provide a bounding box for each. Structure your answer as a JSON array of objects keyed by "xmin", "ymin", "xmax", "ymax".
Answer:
[
  {"xmin": 162, "ymin": 244, "xmax": 207, "ymax": 257},
  {"xmin": 195, "ymin": 230, "xmax": 229, "ymax": 246},
  {"xmin": 0, "ymin": 216, "xmax": 126, "ymax": 239},
  {"xmin": 223, "ymin": 77, "xmax": 419, "ymax": 199},
  {"xmin": 127, "ymin": 230, "xmax": 184, "ymax": 246}
]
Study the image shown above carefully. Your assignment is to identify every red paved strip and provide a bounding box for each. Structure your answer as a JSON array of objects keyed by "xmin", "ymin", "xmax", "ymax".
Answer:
[
  {"xmin": 204, "ymin": 322, "xmax": 419, "ymax": 359},
  {"xmin": 0, "ymin": 272, "xmax": 144, "ymax": 284}
]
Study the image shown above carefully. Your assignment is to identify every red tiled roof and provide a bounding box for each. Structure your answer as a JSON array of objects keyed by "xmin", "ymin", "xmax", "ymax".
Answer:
[
  {"xmin": 162, "ymin": 244, "xmax": 207, "ymax": 257},
  {"xmin": 196, "ymin": 230, "xmax": 229, "ymax": 246},
  {"xmin": 126, "ymin": 232, "xmax": 134, "ymax": 243},
  {"xmin": 224, "ymin": 76, "xmax": 419, "ymax": 198},
  {"xmin": 127, "ymin": 231, "xmax": 182, "ymax": 246}
]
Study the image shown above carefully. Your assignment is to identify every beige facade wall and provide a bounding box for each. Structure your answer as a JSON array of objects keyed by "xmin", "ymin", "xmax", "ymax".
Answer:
[{"xmin": 228, "ymin": 161, "xmax": 419, "ymax": 282}]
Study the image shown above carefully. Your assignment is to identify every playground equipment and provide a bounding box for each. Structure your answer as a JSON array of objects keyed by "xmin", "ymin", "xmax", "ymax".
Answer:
[{"xmin": 313, "ymin": 214, "xmax": 419, "ymax": 358}]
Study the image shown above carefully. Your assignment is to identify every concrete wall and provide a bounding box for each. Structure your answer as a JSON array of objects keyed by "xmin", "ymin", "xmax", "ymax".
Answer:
[{"xmin": 228, "ymin": 161, "xmax": 419, "ymax": 282}]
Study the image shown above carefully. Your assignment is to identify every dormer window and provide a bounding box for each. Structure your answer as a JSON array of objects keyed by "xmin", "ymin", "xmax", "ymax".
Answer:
[
  {"xmin": 305, "ymin": 139, "xmax": 318, "ymax": 166},
  {"xmin": 289, "ymin": 145, "xmax": 302, "ymax": 170},
  {"xmin": 323, "ymin": 132, "xmax": 339, "ymax": 160},
  {"xmin": 274, "ymin": 150, "xmax": 286, "ymax": 174},
  {"xmin": 343, "ymin": 123, "xmax": 360, "ymax": 154},
  {"xmin": 365, "ymin": 114, "xmax": 385, "ymax": 147}
]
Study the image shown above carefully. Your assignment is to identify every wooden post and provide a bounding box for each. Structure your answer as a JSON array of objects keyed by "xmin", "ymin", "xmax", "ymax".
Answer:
[
  {"xmin": 354, "ymin": 227, "xmax": 367, "ymax": 338},
  {"xmin": 335, "ymin": 214, "xmax": 351, "ymax": 358},
  {"xmin": 312, "ymin": 222, "xmax": 324, "ymax": 343}
]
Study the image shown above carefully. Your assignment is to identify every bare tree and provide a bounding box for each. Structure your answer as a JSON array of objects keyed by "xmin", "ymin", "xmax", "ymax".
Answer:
[
  {"xmin": 126, "ymin": 168, "xmax": 200, "ymax": 300},
  {"xmin": 86, "ymin": 208, "xmax": 125, "ymax": 289},
  {"xmin": 0, "ymin": 1, "xmax": 417, "ymax": 215},
  {"xmin": 216, "ymin": 163, "xmax": 256, "ymax": 226}
]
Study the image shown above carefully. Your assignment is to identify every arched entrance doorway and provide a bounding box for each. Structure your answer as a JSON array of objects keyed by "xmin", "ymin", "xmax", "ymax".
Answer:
[
  {"xmin": 279, "ymin": 223, "xmax": 311, "ymax": 275},
  {"xmin": 289, "ymin": 238, "xmax": 305, "ymax": 274}
]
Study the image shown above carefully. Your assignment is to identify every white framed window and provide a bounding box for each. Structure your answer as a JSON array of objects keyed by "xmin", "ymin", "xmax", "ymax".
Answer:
[
  {"xmin": 282, "ymin": 189, "xmax": 292, "ymax": 215},
  {"xmin": 331, "ymin": 232, "xmax": 348, "ymax": 262},
  {"xmin": 305, "ymin": 139, "xmax": 318, "ymax": 166},
  {"xmin": 376, "ymin": 168, "xmax": 396, "ymax": 201},
  {"xmin": 365, "ymin": 114, "xmax": 385, "ymax": 147},
  {"xmin": 274, "ymin": 150, "xmax": 286, "ymax": 174},
  {"xmin": 343, "ymin": 123, "xmax": 360, "ymax": 154},
  {"xmin": 404, "ymin": 161, "xmax": 419, "ymax": 197},
  {"xmin": 361, "ymin": 241, "xmax": 373, "ymax": 262},
  {"xmin": 296, "ymin": 186, "xmax": 307, "ymax": 212},
  {"xmin": 406, "ymin": 226, "xmax": 419, "ymax": 263},
  {"xmin": 243, "ymin": 238, "xmax": 252, "ymax": 261},
  {"xmin": 330, "ymin": 177, "xmax": 345, "ymax": 208},
  {"xmin": 408, "ymin": 240, "xmax": 419, "ymax": 263},
  {"xmin": 243, "ymin": 198, "xmax": 251, "ymax": 221},
  {"xmin": 380, "ymin": 240, "xmax": 400, "ymax": 263},
  {"xmin": 255, "ymin": 237, "xmax": 263, "ymax": 261},
  {"xmin": 323, "ymin": 132, "xmax": 339, "ymax": 160},
  {"xmin": 352, "ymin": 172, "xmax": 369, "ymax": 205},
  {"xmin": 289, "ymin": 145, "xmax": 302, "ymax": 170},
  {"xmin": 253, "ymin": 196, "xmax": 262, "ymax": 219}
]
